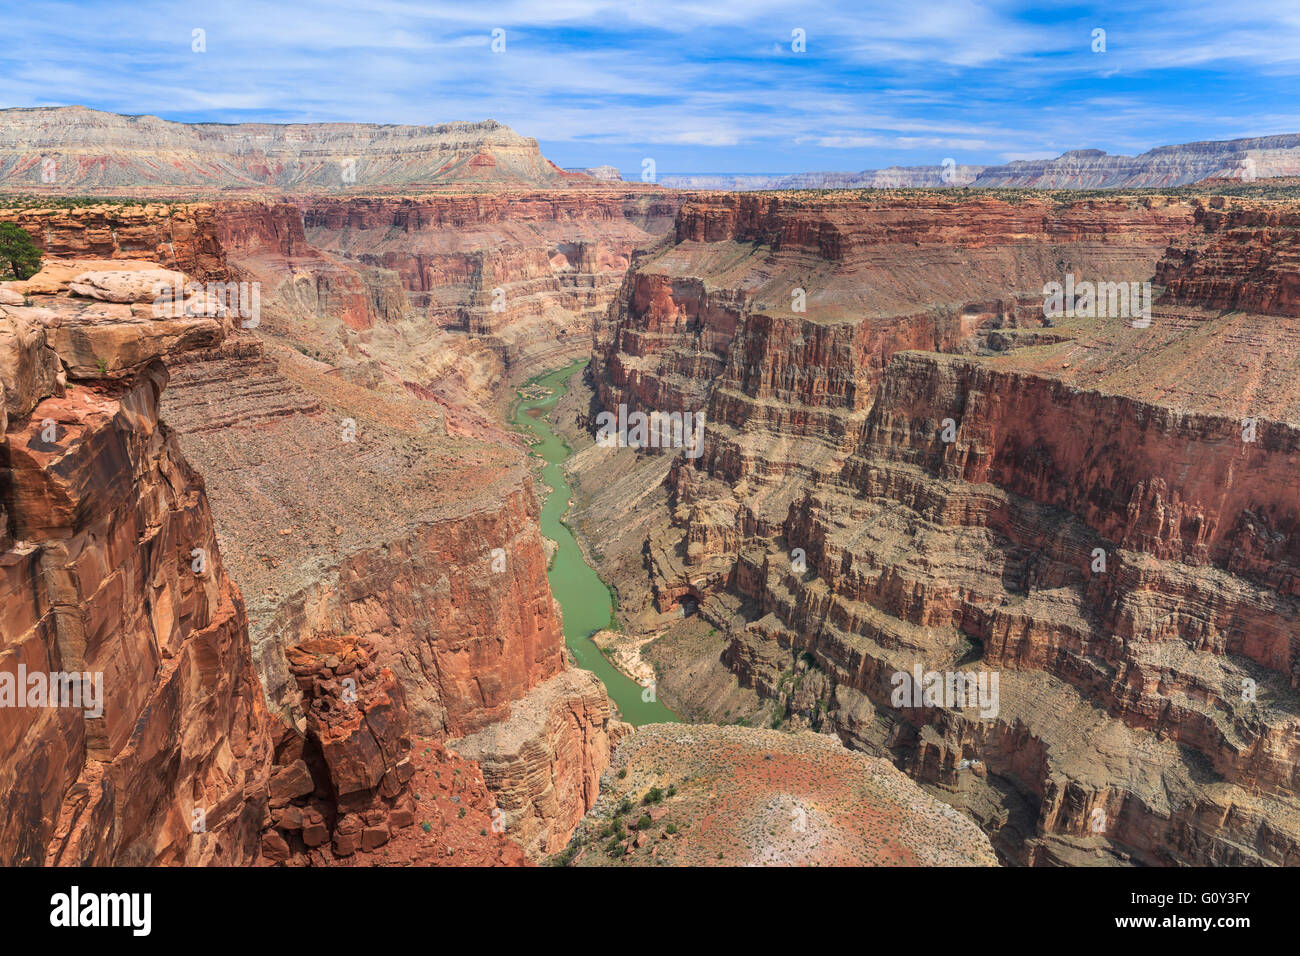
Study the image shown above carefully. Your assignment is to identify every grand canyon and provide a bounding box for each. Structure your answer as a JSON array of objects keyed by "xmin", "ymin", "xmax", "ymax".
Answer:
[{"xmin": 0, "ymin": 7, "xmax": 1297, "ymax": 908}]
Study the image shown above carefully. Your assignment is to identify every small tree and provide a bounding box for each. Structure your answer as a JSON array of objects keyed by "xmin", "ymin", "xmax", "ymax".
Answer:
[{"xmin": 0, "ymin": 223, "xmax": 41, "ymax": 280}]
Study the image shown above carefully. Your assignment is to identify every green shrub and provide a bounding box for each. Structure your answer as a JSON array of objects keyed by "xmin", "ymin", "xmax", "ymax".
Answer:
[{"xmin": 0, "ymin": 222, "xmax": 41, "ymax": 280}]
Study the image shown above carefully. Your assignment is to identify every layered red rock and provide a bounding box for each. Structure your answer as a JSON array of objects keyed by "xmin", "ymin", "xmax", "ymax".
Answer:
[
  {"xmin": 261, "ymin": 635, "xmax": 419, "ymax": 862},
  {"xmin": 217, "ymin": 191, "xmax": 679, "ymax": 410},
  {"xmin": 0, "ymin": 202, "xmax": 231, "ymax": 279},
  {"xmin": 1156, "ymin": 200, "xmax": 1300, "ymax": 317},
  {"xmin": 453, "ymin": 668, "xmax": 629, "ymax": 856},
  {"xmin": 581, "ymin": 191, "xmax": 1300, "ymax": 865}
]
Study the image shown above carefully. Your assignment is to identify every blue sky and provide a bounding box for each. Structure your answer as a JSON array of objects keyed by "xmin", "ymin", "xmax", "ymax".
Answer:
[{"xmin": 3, "ymin": 0, "xmax": 1300, "ymax": 177}]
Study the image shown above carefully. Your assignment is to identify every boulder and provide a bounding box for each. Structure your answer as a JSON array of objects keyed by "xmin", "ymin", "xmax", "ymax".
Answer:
[
  {"xmin": 39, "ymin": 299, "xmax": 222, "ymax": 379},
  {"xmin": 0, "ymin": 310, "xmax": 60, "ymax": 418},
  {"xmin": 68, "ymin": 268, "xmax": 185, "ymax": 305}
]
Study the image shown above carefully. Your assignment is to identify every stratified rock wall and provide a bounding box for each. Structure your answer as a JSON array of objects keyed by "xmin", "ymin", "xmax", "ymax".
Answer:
[
  {"xmin": 589, "ymin": 192, "xmax": 1300, "ymax": 865},
  {"xmin": 258, "ymin": 474, "xmax": 566, "ymax": 737}
]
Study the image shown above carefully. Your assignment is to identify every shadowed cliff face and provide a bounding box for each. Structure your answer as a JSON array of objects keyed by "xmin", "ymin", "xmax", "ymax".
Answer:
[{"xmin": 578, "ymin": 191, "xmax": 1300, "ymax": 865}]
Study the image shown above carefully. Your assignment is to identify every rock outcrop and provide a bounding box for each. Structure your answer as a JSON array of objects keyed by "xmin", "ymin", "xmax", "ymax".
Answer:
[
  {"xmin": 0, "ymin": 272, "xmax": 274, "ymax": 866},
  {"xmin": 261, "ymin": 635, "xmax": 417, "ymax": 862},
  {"xmin": 454, "ymin": 668, "xmax": 630, "ymax": 856},
  {"xmin": 0, "ymin": 202, "xmax": 230, "ymax": 279}
]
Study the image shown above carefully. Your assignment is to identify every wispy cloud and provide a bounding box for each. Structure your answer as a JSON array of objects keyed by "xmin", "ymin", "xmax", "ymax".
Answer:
[{"xmin": 0, "ymin": 0, "xmax": 1297, "ymax": 175}]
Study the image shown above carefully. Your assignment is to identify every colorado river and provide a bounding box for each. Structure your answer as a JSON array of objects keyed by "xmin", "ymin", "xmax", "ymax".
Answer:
[{"xmin": 513, "ymin": 360, "xmax": 678, "ymax": 726}]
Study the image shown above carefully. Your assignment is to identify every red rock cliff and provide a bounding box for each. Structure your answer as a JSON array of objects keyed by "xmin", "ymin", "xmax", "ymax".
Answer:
[{"xmin": 0, "ymin": 285, "xmax": 273, "ymax": 865}]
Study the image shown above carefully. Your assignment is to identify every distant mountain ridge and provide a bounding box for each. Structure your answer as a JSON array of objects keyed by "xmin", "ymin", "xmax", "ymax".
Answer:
[
  {"xmin": 655, "ymin": 133, "xmax": 1300, "ymax": 190},
  {"xmin": 7, "ymin": 108, "xmax": 1300, "ymax": 194},
  {"xmin": 0, "ymin": 105, "xmax": 590, "ymax": 191}
]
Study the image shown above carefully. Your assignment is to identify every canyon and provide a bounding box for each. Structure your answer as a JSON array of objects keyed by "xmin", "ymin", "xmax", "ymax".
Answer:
[
  {"xmin": 2, "ymin": 125, "xmax": 1298, "ymax": 867},
  {"xmin": 0, "ymin": 189, "xmax": 652, "ymax": 864}
]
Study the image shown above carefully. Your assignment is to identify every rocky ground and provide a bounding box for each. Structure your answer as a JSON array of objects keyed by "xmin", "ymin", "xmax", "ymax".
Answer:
[
  {"xmin": 556, "ymin": 723, "xmax": 997, "ymax": 866},
  {"xmin": 287, "ymin": 739, "xmax": 529, "ymax": 867}
]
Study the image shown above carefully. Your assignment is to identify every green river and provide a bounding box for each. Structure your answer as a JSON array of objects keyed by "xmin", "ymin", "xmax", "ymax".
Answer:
[{"xmin": 512, "ymin": 360, "xmax": 678, "ymax": 726}]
